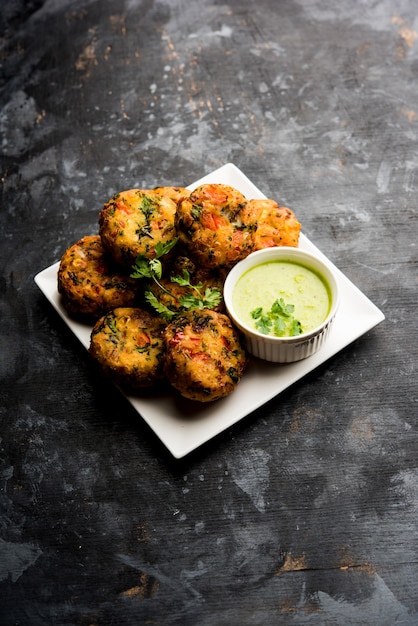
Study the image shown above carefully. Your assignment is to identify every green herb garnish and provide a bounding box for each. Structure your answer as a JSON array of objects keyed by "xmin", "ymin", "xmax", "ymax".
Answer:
[
  {"xmin": 251, "ymin": 298, "xmax": 303, "ymax": 337},
  {"xmin": 170, "ymin": 270, "xmax": 221, "ymax": 311},
  {"xmin": 130, "ymin": 238, "xmax": 178, "ymax": 281},
  {"xmin": 130, "ymin": 239, "xmax": 221, "ymax": 320}
]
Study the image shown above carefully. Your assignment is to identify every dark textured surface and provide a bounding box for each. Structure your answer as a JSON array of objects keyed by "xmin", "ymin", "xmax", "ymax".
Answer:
[{"xmin": 1, "ymin": 1, "xmax": 417, "ymax": 624}]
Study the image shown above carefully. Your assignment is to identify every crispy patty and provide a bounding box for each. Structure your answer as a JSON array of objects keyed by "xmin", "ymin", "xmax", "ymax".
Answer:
[
  {"xmin": 176, "ymin": 184, "xmax": 256, "ymax": 269},
  {"xmin": 89, "ymin": 307, "xmax": 166, "ymax": 390},
  {"xmin": 99, "ymin": 188, "xmax": 178, "ymax": 267},
  {"xmin": 57, "ymin": 235, "xmax": 138, "ymax": 319},
  {"xmin": 245, "ymin": 199, "xmax": 301, "ymax": 249},
  {"xmin": 176, "ymin": 183, "xmax": 301, "ymax": 268},
  {"xmin": 163, "ymin": 309, "xmax": 247, "ymax": 402}
]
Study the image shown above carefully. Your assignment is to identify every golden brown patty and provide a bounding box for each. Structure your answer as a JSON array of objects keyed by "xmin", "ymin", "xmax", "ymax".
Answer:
[
  {"xmin": 57, "ymin": 235, "xmax": 138, "ymax": 319},
  {"xmin": 89, "ymin": 307, "xmax": 166, "ymax": 390},
  {"xmin": 163, "ymin": 309, "xmax": 247, "ymax": 402},
  {"xmin": 99, "ymin": 188, "xmax": 178, "ymax": 267},
  {"xmin": 176, "ymin": 184, "xmax": 256, "ymax": 269},
  {"xmin": 245, "ymin": 199, "xmax": 301, "ymax": 249}
]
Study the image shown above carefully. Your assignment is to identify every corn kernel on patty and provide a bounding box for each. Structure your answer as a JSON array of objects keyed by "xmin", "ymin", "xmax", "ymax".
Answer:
[
  {"xmin": 89, "ymin": 307, "xmax": 166, "ymax": 390},
  {"xmin": 163, "ymin": 309, "xmax": 247, "ymax": 402},
  {"xmin": 57, "ymin": 235, "xmax": 138, "ymax": 319},
  {"xmin": 99, "ymin": 188, "xmax": 178, "ymax": 267}
]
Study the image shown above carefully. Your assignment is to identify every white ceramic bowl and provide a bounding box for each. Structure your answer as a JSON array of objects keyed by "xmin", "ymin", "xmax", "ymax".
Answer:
[{"xmin": 224, "ymin": 247, "xmax": 340, "ymax": 363}]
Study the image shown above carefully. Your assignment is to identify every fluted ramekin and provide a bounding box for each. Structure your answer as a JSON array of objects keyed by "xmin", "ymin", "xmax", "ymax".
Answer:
[{"xmin": 223, "ymin": 246, "xmax": 340, "ymax": 363}]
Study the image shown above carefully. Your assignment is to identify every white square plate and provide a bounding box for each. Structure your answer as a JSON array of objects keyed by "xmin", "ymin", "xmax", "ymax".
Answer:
[{"xmin": 35, "ymin": 163, "xmax": 385, "ymax": 458}]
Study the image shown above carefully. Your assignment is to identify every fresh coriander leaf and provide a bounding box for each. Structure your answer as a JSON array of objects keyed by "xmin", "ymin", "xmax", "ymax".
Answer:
[
  {"xmin": 131, "ymin": 239, "xmax": 220, "ymax": 318},
  {"xmin": 255, "ymin": 315, "xmax": 272, "ymax": 334},
  {"xmin": 154, "ymin": 237, "xmax": 178, "ymax": 259},
  {"xmin": 130, "ymin": 255, "xmax": 153, "ymax": 279},
  {"xmin": 251, "ymin": 298, "xmax": 302, "ymax": 337},
  {"xmin": 172, "ymin": 271, "xmax": 221, "ymax": 310},
  {"xmin": 179, "ymin": 293, "xmax": 201, "ymax": 310},
  {"xmin": 289, "ymin": 319, "xmax": 303, "ymax": 336},
  {"xmin": 251, "ymin": 307, "xmax": 263, "ymax": 319},
  {"xmin": 149, "ymin": 258, "xmax": 163, "ymax": 280},
  {"xmin": 203, "ymin": 286, "xmax": 221, "ymax": 308},
  {"xmin": 144, "ymin": 290, "xmax": 175, "ymax": 320},
  {"xmin": 271, "ymin": 298, "xmax": 294, "ymax": 317},
  {"xmin": 273, "ymin": 316, "xmax": 286, "ymax": 335},
  {"xmin": 171, "ymin": 269, "xmax": 192, "ymax": 287},
  {"xmin": 130, "ymin": 238, "xmax": 178, "ymax": 280}
]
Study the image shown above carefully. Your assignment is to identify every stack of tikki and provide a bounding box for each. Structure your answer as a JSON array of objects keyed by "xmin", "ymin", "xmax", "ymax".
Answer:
[{"xmin": 57, "ymin": 183, "xmax": 301, "ymax": 402}]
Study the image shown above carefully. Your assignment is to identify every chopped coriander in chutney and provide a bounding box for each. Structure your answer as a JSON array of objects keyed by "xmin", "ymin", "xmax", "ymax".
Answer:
[{"xmin": 232, "ymin": 259, "xmax": 331, "ymax": 337}]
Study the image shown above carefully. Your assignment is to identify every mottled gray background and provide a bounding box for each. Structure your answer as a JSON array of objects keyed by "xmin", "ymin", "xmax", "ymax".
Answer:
[{"xmin": 1, "ymin": 0, "xmax": 417, "ymax": 624}]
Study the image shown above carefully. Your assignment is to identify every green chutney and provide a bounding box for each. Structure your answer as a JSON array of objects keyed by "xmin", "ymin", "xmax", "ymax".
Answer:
[{"xmin": 232, "ymin": 260, "xmax": 331, "ymax": 336}]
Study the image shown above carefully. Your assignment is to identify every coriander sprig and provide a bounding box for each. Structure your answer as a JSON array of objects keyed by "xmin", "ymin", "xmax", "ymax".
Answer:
[
  {"xmin": 130, "ymin": 239, "xmax": 221, "ymax": 320},
  {"xmin": 130, "ymin": 238, "xmax": 178, "ymax": 282},
  {"xmin": 251, "ymin": 298, "xmax": 302, "ymax": 337},
  {"xmin": 170, "ymin": 270, "xmax": 221, "ymax": 311}
]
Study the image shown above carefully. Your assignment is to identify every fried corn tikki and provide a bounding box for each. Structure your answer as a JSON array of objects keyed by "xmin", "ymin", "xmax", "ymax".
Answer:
[
  {"xmin": 99, "ymin": 188, "xmax": 178, "ymax": 267},
  {"xmin": 89, "ymin": 307, "xmax": 166, "ymax": 390},
  {"xmin": 163, "ymin": 309, "xmax": 247, "ymax": 402},
  {"xmin": 58, "ymin": 235, "xmax": 138, "ymax": 320}
]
